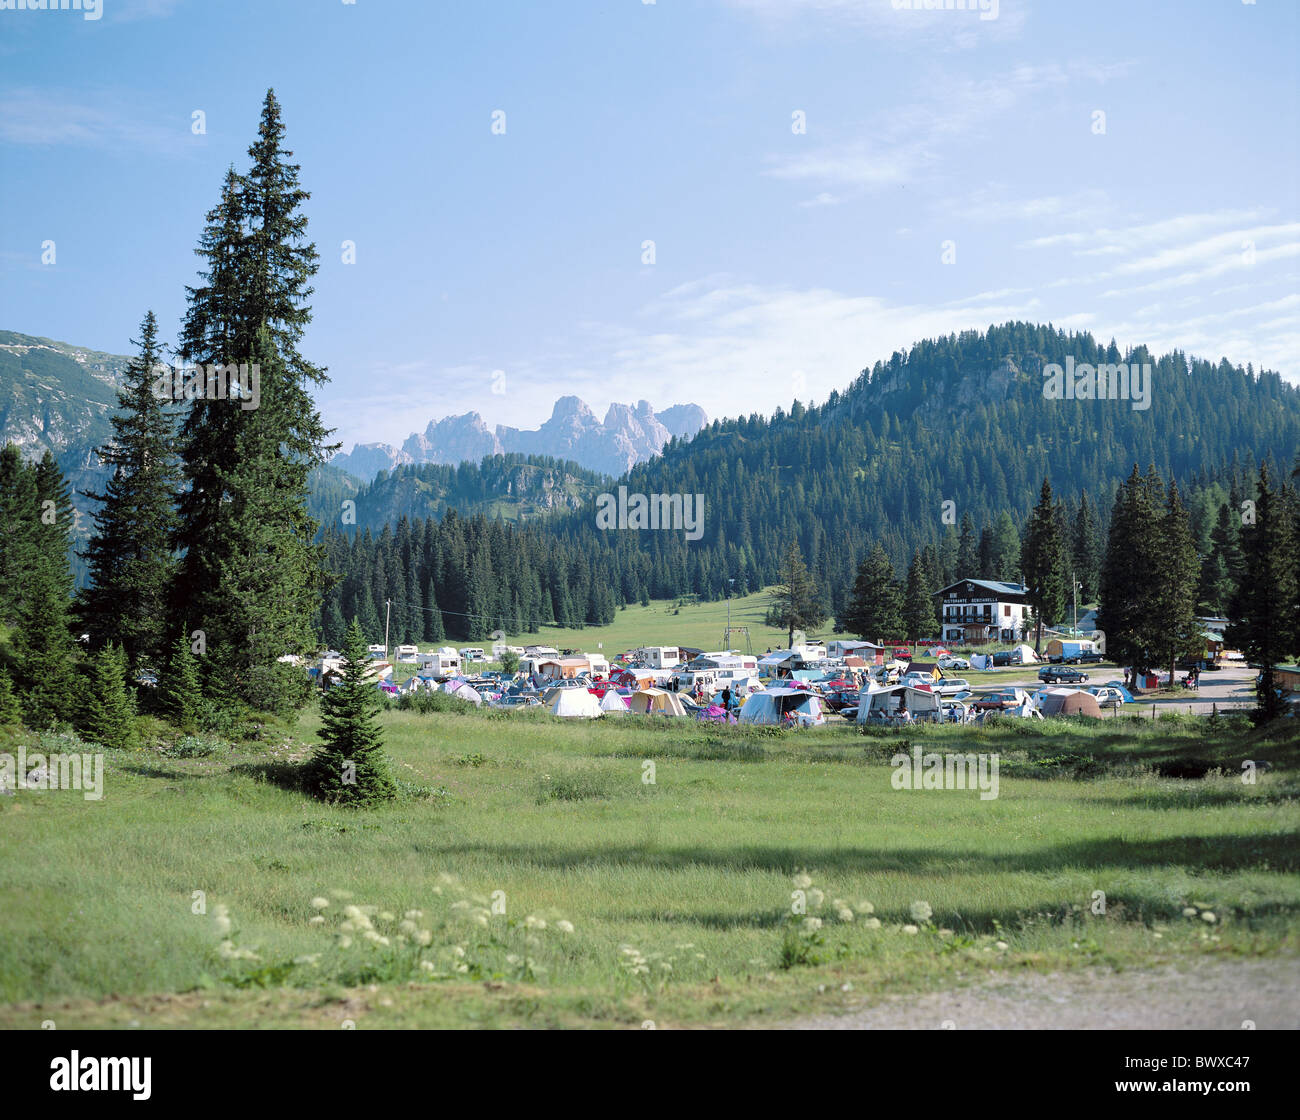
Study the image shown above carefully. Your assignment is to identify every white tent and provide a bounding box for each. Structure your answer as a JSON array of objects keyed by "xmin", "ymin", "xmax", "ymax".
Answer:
[
  {"xmin": 545, "ymin": 688, "xmax": 603, "ymax": 719},
  {"xmin": 738, "ymin": 687, "xmax": 825, "ymax": 727},
  {"xmin": 599, "ymin": 689, "xmax": 630, "ymax": 714},
  {"xmin": 1011, "ymin": 643, "xmax": 1039, "ymax": 663},
  {"xmin": 442, "ymin": 680, "xmax": 482, "ymax": 705}
]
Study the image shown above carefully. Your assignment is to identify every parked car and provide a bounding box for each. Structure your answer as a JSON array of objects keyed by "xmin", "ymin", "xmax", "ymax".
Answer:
[
  {"xmin": 937, "ymin": 656, "xmax": 970, "ymax": 671},
  {"xmin": 973, "ymin": 689, "xmax": 1029, "ymax": 712},
  {"xmin": 493, "ymin": 694, "xmax": 541, "ymax": 709},
  {"xmin": 932, "ymin": 678, "xmax": 971, "ymax": 696},
  {"xmin": 990, "ymin": 651, "xmax": 1015, "ymax": 667},
  {"xmin": 820, "ymin": 687, "xmax": 860, "ymax": 713},
  {"xmin": 1088, "ymin": 686, "xmax": 1127, "ymax": 706},
  {"xmin": 1039, "ymin": 666, "xmax": 1089, "ymax": 684}
]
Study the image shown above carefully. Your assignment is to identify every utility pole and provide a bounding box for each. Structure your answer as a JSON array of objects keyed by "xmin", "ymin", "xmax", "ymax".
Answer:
[
  {"xmin": 1072, "ymin": 574, "xmax": 1080, "ymax": 636},
  {"xmin": 725, "ymin": 578, "xmax": 734, "ymax": 650},
  {"xmin": 384, "ymin": 599, "xmax": 392, "ymax": 663}
]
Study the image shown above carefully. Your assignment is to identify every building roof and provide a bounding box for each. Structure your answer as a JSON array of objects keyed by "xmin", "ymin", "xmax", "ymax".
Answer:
[{"xmin": 934, "ymin": 578, "xmax": 1028, "ymax": 598}]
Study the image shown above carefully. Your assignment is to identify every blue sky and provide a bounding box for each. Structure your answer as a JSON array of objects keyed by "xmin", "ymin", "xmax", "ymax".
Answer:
[{"xmin": 2, "ymin": 0, "xmax": 1297, "ymax": 453}]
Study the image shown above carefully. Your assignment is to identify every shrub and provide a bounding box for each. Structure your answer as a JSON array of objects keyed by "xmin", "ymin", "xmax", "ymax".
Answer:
[{"xmin": 162, "ymin": 735, "xmax": 229, "ymax": 759}]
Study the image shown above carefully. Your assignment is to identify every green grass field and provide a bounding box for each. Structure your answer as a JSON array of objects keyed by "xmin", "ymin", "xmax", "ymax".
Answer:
[
  {"xmin": 487, "ymin": 588, "xmax": 854, "ymax": 655},
  {"xmin": 2, "ymin": 706, "xmax": 1297, "ymax": 1029}
]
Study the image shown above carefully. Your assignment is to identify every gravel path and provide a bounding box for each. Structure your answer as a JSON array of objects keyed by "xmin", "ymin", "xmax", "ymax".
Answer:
[{"xmin": 782, "ymin": 958, "xmax": 1300, "ymax": 1030}]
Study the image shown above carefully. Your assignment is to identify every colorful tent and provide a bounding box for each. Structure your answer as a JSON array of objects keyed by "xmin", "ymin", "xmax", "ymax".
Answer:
[{"xmin": 628, "ymin": 688, "xmax": 687, "ymax": 717}]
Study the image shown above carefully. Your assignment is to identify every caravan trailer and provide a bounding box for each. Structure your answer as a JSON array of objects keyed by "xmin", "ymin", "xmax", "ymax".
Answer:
[{"xmin": 416, "ymin": 647, "xmax": 462, "ymax": 676}]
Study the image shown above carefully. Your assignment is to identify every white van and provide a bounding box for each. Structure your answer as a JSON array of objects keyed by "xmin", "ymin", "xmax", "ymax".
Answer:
[{"xmin": 460, "ymin": 647, "xmax": 486, "ymax": 662}]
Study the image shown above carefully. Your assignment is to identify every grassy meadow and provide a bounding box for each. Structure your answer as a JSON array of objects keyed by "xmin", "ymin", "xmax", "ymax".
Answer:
[
  {"xmin": 2, "ymin": 702, "xmax": 1297, "ymax": 1029},
  {"xmin": 486, "ymin": 587, "xmax": 851, "ymax": 655}
]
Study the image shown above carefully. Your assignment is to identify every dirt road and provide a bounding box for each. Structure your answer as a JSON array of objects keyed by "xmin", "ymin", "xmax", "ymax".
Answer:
[{"xmin": 781, "ymin": 957, "xmax": 1299, "ymax": 1030}]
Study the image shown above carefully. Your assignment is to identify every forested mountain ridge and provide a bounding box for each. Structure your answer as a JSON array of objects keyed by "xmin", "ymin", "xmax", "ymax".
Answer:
[
  {"xmin": 527, "ymin": 323, "xmax": 1299, "ymax": 618},
  {"xmin": 309, "ymin": 454, "xmax": 608, "ymax": 532},
  {"xmin": 0, "ymin": 330, "xmax": 130, "ymax": 536}
]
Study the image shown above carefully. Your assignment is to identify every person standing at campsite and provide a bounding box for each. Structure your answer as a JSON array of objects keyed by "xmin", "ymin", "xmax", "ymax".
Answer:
[{"xmin": 721, "ymin": 685, "xmax": 731, "ymax": 713}]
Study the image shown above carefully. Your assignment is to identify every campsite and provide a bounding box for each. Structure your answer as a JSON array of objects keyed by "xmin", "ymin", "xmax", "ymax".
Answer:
[{"xmin": 2, "ymin": 0, "xmax": 1298, "ymax": 1063}]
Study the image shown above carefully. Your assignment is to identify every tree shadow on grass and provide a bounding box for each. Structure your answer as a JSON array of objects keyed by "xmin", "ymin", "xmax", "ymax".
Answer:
[
  {"xmin": 229, "ymin": 759, "xmax": 311, "ymax": 794},
  {"xmin": 116, "ymin": 762, "xmax": 209, "ymax": 781},
  {"xmin": 417, "ymin": 831, "xmax": 1300, "ymax": 876},
  {"xmin": 1092, "ymin": 784, "xmax": 1300, "ymax": 811}
]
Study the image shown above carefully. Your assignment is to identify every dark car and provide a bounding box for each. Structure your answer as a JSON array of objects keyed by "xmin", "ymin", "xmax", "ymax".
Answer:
[
  {"xmin": 821, "ymin": 687, "xmax": 860, "ymax": 713},
  {"xmin": 1039, "ymin": 666, "xmax": 1089, "ymax": 684},
  {"xmin": 991, "ymin": 651, "xmax": 1015, "ymax": 667}
]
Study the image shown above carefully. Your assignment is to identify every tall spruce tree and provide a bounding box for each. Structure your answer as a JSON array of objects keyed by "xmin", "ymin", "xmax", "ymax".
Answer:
[
  {"xmin": 840, "ymin": 543, "xmax": 904, "ymax": 643},
  {"xmin": 79, "ymin": 311, "xmax": 178, "ymax": 671},
  {"xmin": 1020, "ymin": 479, "xmax": 1068, "ymax": 653},
  {"xmin": 956, "ymin": 512, "xmax": 979, "ymax": 578},
  {"xmin": 988, "ymin": 511, "xmax": 1021, "ymax": 579},
  {"xmin": 1098, "ymin": 466, "xmax": 1167, "ymax": 685},
  {"xmin": 1226, "ymin": 465, "xmax": 1300, "ymax": 719},
  {"xmin": 1072, "ymin": 490, "xmax": 1103, "ymax": 602},
  {"xmin": 0, "ymin": 444, "xmax": 37, "ymax": 626},
  {"xmin": 1152, "ymin": 481, "xmax": 1204, "ymax": 684},
  {"xmin": 15, "ymin": 454, "xmax": 79, "ymax": 727},
  {"xmin": 1197, "ymin": 504, "xmax": 1244, "ymax": 616},
  {"xmin": 766, "ymin": 541, "xmax": 825, "ymax": 646},
  {"xmin": 307, "ymin": 619, "xmax": 396, "ymax": 805},
  {"xmin": 901, "ymin": 550, "xmax": 938, "ymax": 644},
  {"xmin": 173, "ymin": 91, "xmax": 333, "ymax": 713}
]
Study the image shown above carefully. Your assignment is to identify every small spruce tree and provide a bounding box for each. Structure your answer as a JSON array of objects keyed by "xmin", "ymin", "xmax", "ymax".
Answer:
[
  {"xmin": 307, "ymin": 619, "xmax": 396, "ymax": 805},
  {"xmin": 158, "ymin": 632, "xmax": 203, "ymax": 732},
  {"xmin": 80, "ymin": 643, "xmax": 139, "ymax": 750}
]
